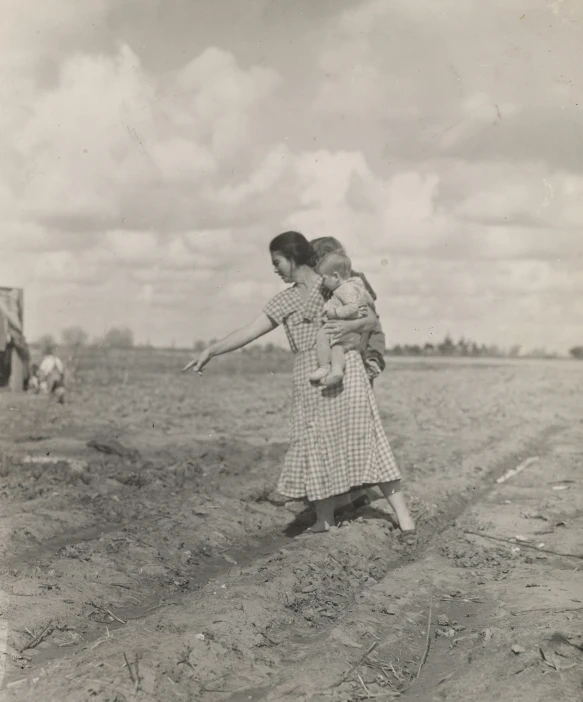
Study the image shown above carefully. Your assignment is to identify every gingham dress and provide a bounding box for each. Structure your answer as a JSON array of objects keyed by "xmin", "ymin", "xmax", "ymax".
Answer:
[{"xmin": 264, "ymin": 279, "xmax": 401, "ymax": 502}]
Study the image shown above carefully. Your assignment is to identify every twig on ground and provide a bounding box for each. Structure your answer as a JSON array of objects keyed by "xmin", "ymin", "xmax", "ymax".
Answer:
[
  {"xmin": 496, "ymin": 457, "xmax": 538, "ymax": 484},
  {"xmin": 438, "ymin": 671, "xmax": 455, "ymax": 685},
  {"xmin": 357, "ymin": 673, "xmax": 370, "ymax": 698},
  {"xmin": 465, "ymin": 530, "xmax": 583, "ymax": 560},
  {"xmin": 331, "ymin": 641, "xmax": 379, "ymax": 688},
  {"xmin": 134, "ymin": 654, "xmax": 141, "ymax": 693},
  {"xmin": 123, "ymin": 652, "xmax": 135, "ymax": 684},
  {"xmin": 539, "ymin": 647, "xmax": 558, "ymax": 671},
  {"xmin": 252, "ymin": 622, "xmax": 281, "ymax": 646},
  {"xmin": 416, "ymin": 597, "xmax": 433, "ymax": 678},
  {"xmin": 20, "ymin": 620, "xmax": 53, "ymax": 652},
  {"xmin": 389, "ymin": 661, "xmax": 404, "ymax": 682},
  {"xmin": 89, "ymin": 601, "xmax": 126, "ymax": 625},
  {"xmin": 126, "ymin": 533, "xmax": 153, "ymax": 548},
  {"xmin": 399, "ymin": 596, "xmax": 433, "ymax": 693}
]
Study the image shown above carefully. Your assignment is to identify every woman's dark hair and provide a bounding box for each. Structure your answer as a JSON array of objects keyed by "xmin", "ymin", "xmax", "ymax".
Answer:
[{"xmin": 269, "ymin": 231, "xmax": 318, "ymax": 268}]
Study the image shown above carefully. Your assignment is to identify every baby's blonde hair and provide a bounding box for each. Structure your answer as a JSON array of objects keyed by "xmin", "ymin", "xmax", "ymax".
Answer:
[
  {"xmin": 311, "ymin": 237, "xmax": 346, "ymax": 264},
  {"xmin": 317, "ymin": 252, "xmax": 352, "ymax": 279}
]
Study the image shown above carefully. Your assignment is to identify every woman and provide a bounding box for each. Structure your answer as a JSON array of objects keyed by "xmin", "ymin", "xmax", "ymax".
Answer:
[{"xmin": 183, "ymin": 232, "xmax": 415, "ymax": 535}]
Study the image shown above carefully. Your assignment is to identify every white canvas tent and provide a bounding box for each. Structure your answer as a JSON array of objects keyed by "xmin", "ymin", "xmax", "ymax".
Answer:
[{"xmin": 0, "ymin": 287, "xmax": 28, "ymax": 392}]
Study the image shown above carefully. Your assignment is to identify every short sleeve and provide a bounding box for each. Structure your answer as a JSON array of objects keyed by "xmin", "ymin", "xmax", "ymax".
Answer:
[{"xmin": 263, "ymin": 289, "xmax": 296, "ymax": 326}]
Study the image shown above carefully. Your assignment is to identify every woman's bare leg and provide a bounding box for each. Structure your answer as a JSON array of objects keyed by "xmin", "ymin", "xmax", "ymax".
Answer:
[
  {"xmin": 311, "ymin": 496, "xmax": 336, "ymax": 532},
  {"xmin": 378, "ymin": 480, "xmax": 415, "ymax": 532}
]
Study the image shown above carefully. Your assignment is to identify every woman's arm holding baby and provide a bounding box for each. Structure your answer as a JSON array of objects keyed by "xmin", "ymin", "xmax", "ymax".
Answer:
[{"xmin": 322, "ymin": 306, "xmax": 377, "ymax": 343}]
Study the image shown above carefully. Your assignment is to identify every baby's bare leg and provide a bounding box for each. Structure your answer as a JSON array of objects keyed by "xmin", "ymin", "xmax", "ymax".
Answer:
[
  {"xmin": 309, "ymin": 327, "xmax": 333, "ymax": 383},
  {"xmin": 323, "ymin": 344, "xmax": 346, "ymax": 386}
]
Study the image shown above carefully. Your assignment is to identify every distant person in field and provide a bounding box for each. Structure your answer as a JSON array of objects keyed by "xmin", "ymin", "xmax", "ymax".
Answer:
[
  {"xmin": 27, "ymin": 363, "xmax": 40, "ymax": 393},
  {"xmin": 37, "ymin": 343, "xmax": 66, "ymax": 403},
  {"xmin": 310, "ymin": 252, "xmax": 376, "ymax": 387},
  {"xmin": 183, "ymin": 231, "xmax": 415, "ymax": 538},
  {"xmin": 310, "ymin": 237, "xmax": 386, "ymax": 386}
]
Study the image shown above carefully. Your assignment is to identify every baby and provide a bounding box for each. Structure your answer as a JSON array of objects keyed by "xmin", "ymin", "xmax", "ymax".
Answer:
[
  {"xmin": 311, "ymin": 236, "xmax": 386, "ymax": 386},
  {"xmin": 310, "ymin": 252, "xmax": 375, "ymax": 387}
]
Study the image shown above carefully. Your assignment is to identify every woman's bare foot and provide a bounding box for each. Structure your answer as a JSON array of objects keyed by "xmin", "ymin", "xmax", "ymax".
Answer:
[
  {"xmin": 378, "ymin": 481, "xmax": 416, "ymax": 532},
  {"xmin": 397, "ymin": 515, "xmax": 416, "ymax": 532},
  {"xmin": 397, "ymin": 529, "xmax": 418, "ymax": 546},
  {"xmin": 310, "ymin": 497, "xmax": 335, "ymax": 533},
  {"xmin": 307, "ymin": 519, "xmax": 332, "ymax": 533}
]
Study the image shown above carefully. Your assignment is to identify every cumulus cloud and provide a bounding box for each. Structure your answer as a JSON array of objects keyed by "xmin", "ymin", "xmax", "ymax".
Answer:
[
  {"xmin": 0, "ymin": 0, "xmax": 581, "ymax": 352},
  {"xmin": 313, "ymin": 0, "xmax": 582, "ymax": 166},
  {"xmin": 7, "ymin": 43, "xmax": 280, "ymax": 231}
]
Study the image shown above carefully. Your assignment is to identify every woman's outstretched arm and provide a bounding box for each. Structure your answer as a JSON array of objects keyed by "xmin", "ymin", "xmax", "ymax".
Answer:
[{"xmin": 182, "ymin": 313, "xmax": 277, "ymax": 373}]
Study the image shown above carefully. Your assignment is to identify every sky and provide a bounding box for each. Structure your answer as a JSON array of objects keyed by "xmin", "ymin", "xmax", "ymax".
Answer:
[{"xmin": 0, "ymin": 0, "xmax": 582, "ymax": 353}]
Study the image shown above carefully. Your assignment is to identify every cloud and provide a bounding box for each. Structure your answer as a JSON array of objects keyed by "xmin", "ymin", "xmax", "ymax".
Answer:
[
  {"xmin": 0, "ymin": 0, "xmax": 581, "ymax": 353},
  {"xmin": 3, "ymin": 28, "xmax": 281, "ymax": 235},
  {"xmin": 313, "ymin": 0, "xmax": 582, "ymax": 167}
]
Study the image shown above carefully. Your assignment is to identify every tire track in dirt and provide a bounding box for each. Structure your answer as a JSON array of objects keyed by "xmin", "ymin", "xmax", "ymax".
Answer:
[{"xmin": 0, "ymin": 422, "xmax": 567, "ymax": 699}]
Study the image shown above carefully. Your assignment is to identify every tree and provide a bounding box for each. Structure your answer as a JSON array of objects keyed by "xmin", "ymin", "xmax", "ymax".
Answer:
[
  {"xmin": 437, "ymin": 335, "xmax": 455, "ymax": 356},
  {"xmin": 61, "ymin": 326, "xmax": 88, "ymax": 348},
  {"xmin": 456, "ymin": 337, "xmax": 469, "ymax": 356},
  {"xmin": 569, "ymin": 346, "xmax": 583, "ymax": 360},
  {"xmin": 102, "ymin": 327, "xmax": 134, "ymax": 348},
  {"xmin": 405, "ymin": 344, "xmax": 421, "ymax": 356}
]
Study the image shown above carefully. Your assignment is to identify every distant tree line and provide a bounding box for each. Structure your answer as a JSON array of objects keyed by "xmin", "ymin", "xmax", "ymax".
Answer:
[
  {"xmin": 387, "ymin": 335, "xmax": 562, "ymax": 359},
  {"xmin": 35, "ymin": 326, "xmax": 135, "ymax": 351},
  {"xmin": 33, "ymin": 327, "xmax": 582, "ymax": 360}
]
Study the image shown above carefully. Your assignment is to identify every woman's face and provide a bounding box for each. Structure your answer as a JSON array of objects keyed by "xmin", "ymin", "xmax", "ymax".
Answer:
[{"xmin": 271, "ymin": 251, "xmax": 294, "ymax": 283}]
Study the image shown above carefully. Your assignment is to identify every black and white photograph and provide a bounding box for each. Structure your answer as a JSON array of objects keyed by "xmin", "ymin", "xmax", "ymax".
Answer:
[{"xmin": 1, "ymin": 1, "xmax": 582, "ymax": 700}]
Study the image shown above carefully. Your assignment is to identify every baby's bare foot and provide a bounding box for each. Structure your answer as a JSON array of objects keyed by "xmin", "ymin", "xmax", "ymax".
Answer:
[
  {"xmin": 323, "ymin": 369, "xmax": 344, "ymax": 387},
  {"xmin": 309, "ymin": 366, "xmax": 331, "ymax": 384}
]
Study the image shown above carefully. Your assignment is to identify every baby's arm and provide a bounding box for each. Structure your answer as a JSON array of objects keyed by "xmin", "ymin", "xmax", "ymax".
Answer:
[{"xmin": 329, "ymin": 283, "xmax": 362, "ymax": 320}]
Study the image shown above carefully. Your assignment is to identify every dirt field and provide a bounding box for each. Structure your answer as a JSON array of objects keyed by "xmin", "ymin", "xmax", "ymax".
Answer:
[{"xmin": 1, "ymin": 351, "xmax": 582, "ymax": 701}]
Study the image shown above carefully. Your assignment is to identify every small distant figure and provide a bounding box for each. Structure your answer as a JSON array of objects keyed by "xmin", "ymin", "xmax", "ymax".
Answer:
[
  {"xmin": 309, "ymin": 252, "xmax": 375, "ymax": 387},
  {"xmin": 37, "ymin": 344, "xmax": 66, "ymax": 403},
  {"xmin": 27, "ymin": 363, "xmax": 40, "ymax": 393}
]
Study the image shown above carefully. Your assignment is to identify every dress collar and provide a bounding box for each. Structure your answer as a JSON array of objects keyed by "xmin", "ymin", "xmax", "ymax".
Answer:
[{"xmin": 293, "ymin": 276, "xmax": 324, "ymax": 323}]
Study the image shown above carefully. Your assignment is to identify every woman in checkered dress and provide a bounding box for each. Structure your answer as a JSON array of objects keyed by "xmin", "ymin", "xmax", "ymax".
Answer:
[{"xmin": 183, "ymin": 232, "xmax": 415, "ymax": 535}]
